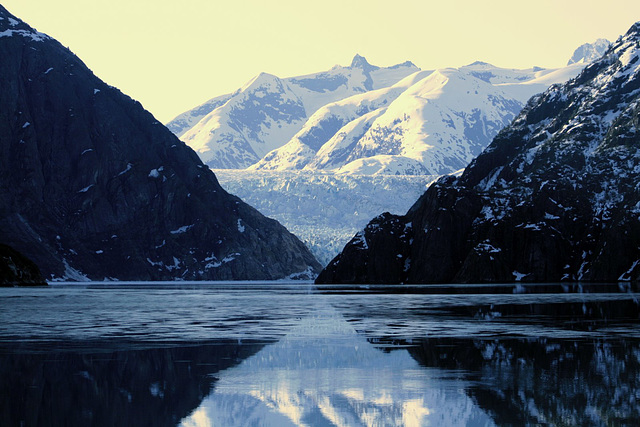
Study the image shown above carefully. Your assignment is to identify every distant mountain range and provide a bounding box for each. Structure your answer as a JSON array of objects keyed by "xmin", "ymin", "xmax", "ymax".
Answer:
[
  {"xmin": 170, "ymin": 41, "xmax": 607, "ymax": 176},
  {"xmin": 251, "ymin": 62, "xmax": 584, "ymax": 175},
  {"xmin": 0, "ymin": 0, "xmax": 619, "ymax": 284},
  {"xmin": 0, "ymin": 5, "xmax": 320, "ymax": 281},
  {"xmin": 317, "ymin": 23, "xmax": 640, "ymax": 283},
  {"xmin": 168, "ymin": 55, "xmax": 419, "ymax": 169}
]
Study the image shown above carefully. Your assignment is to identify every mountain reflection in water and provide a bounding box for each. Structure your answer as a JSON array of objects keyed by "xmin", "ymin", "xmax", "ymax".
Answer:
[
  {"xmin": 180, "ymin": 310, "xmax": 494, "ymax": 426},
  {"xmin": 0, "ymin": 342, "xmax": 265, "ymax": 427},
  {"xmin": 0, "ymin": 283, "xmax": 638, "ymax": 426},
  {"xmin": 179, "ymin": 309, "xmax": 640, "ymax": 427}
]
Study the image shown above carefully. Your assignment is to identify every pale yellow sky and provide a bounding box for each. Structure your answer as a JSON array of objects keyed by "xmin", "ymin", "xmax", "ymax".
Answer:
[{"xmin": 3, "ymin": 0, "xmax": 640, "ymax": 123}]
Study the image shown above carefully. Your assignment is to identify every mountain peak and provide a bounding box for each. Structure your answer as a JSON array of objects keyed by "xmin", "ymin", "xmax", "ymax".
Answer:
[
  {"xmin": 626, "ymin": 21, "xmax": 640, "ymax": 37},
  {"xmin": 351, "ymin": 54, "xmax": 371, "ymax": 69},
  {"xmin": 0, "ymin": 4, "xmax": 12, "ymax": 18},
  {"xmin": 388, "ymin": 60, "xmax": 419, "ymax": 70},
  {"xmin": 567, "ymin": 38, "xmax": 611, "ymax": 65},
  {"xmin": 0, "ymin": 5, "xmax": 50, "ymax": 42},
  {"xmin": 0, "ymin": 6, "xmax": 25, "ymax": 30},
  {"xmin": 240, "ymin": 71, "xmax": 282, "ymax": 92},
  {"xmin": 0, "ymin": 5, "xmax": 321, "ymax": 280},
  {"xmin": 467, "ymin": 61, "xmax": 492, "ymax": 67}
]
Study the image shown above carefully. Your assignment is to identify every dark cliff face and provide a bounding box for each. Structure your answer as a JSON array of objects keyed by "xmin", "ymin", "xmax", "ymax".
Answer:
[
  {"xmin": 317, "ymin": 22, "xmax": 640, "ymax": 284},
  {"xmin": 0, "ymin": 244, "xmax": 47, "ymax": 286},
  {"xmin": 0, "ymin": 6, "xmax": 321, "ymax": 281}
]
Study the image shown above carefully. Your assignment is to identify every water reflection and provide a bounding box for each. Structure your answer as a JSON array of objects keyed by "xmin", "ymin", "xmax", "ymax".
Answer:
[
  {"xmin": 179, "ymin": 310, "xmax": 494, "ymax": 426},
  {"xmin": 0, "ymin": 342, "xmax": 265, "ymax": 427},
  {"xmin": 1, "ymin": 284, "xmax": 639, "ymax": 426},
  {"xmin": 410, "ymin": 338, "xmax": 640, "ymax": 425},
  {"xmin": 179, "ymin": 308, "xmax": 640, "ymax": 427}
]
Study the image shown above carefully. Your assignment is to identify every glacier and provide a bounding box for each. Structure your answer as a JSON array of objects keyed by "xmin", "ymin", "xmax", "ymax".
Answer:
[{"xmin": 214, "ymin": 170, "xmax": 438, "ymax": 265}]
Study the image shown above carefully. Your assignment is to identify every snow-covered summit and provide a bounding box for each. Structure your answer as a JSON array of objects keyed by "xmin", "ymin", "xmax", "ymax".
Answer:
[
  {"xmin": 178, "ymin": 72, "xmax": 307, "ymax": 169},
  {"xmin": 350, "ymin": 53, "xmax": 377, "ymax": 70},
  {"xmin": 249, "ymin": 69, "xmax": 434, "ymax": 172},
  {"xmin": 253, "ymin": 62, "xmax": 586, "ymax": 175},
  {"xmin": 167, "ymin": 55, "xmax": 419, "ymax": 169},
  {"xmin": 567, "ymin": 38, "xmax": 611, "ymax": 65}
]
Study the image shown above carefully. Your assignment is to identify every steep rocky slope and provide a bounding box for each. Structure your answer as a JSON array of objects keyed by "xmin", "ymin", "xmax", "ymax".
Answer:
[
  {"xmin": 0, "ymin": 6, "xmax": 320, "ymax": 281},
  {"xmin": 317, "ymin": 23, "xmax": 640, "ymax": 284},
  {"xmin": 0, "ymin": 244, "xmax": 46, "ymax": 286}
]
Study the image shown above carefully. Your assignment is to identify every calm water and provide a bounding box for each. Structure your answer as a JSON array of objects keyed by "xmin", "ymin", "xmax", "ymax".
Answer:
[{"xmin": 1, "ymin": 282, "xmax": 639, "ymax": 426}]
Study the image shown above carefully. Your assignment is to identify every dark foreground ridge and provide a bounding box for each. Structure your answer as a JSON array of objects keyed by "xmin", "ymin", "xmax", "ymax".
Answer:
[
  {"xmin": 0, "ymin": 5, "xmax": 320, "ymax": 281},
  {"xmin": 317, "ymin": 22, "xmax": 640, "ymax": 284},
  {"xmin": 0, "ymin": 244, "xmax": 46, "ymax": 286}
]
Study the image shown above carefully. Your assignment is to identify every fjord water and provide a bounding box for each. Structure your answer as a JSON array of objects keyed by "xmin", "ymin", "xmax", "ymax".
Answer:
[{"xmin": 1, "ymin": 283, "xmax": 639, "ymax": 426}]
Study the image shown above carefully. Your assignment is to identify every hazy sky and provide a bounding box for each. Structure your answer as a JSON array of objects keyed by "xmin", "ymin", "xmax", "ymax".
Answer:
[{"xmin": 3, "ymin": 1, "xmax": 640, "ymax": 123}]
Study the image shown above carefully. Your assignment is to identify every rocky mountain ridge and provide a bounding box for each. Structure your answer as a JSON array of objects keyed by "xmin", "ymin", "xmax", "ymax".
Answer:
[
  {"xmin": 316, "ymin": 22, "xmax": 640, "ymax": 283},
  {"xmin": 567, "ymin": 38, "xmax": 612, "ymax": 65}
]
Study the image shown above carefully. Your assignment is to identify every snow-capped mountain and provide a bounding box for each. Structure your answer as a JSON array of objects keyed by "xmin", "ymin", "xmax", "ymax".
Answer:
[
  {"xmin": 248, "ymin": 70, "xmax": 434, "ymax": 171},
  {"xmin": 253, "ymin": 62, "xmax": 585, "ymax": 175},
  {"xmin": 166, "ymin": 93, "xmax": 234, "ymax": 138},
  {"xmin": 169, "ymin": 37, "xmax": 611, "ymax": 268},
  {"xmin": 168, "ymin": 55, "xmax": 419, "ymax": 169},
  {"xmin": 179, "ymin": 72, "xmax": 308, "ymax": 169},
  {"xmin": 567, "ymin": 38, "xmax": 611, "ymax": 65},
  {"xmin": 317, "ymin": 22, "xmax": 640, "ymax": 284},
  {"xmin": 210, "ymin": 48, "xmax": 601, "ymax": 265}
]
